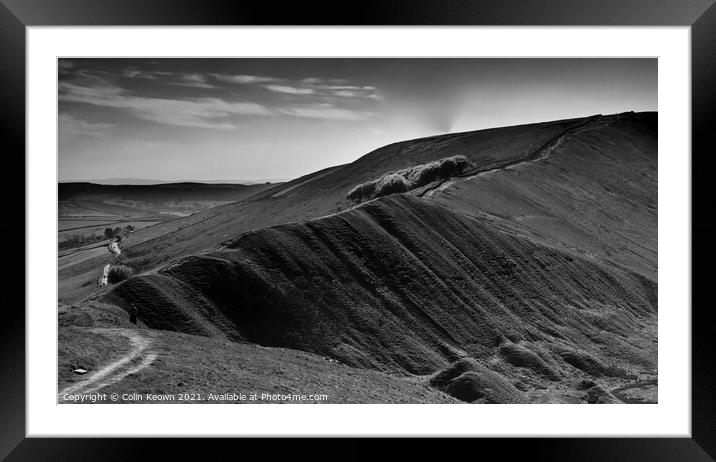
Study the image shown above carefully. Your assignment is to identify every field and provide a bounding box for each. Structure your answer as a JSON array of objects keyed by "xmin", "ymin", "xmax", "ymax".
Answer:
[
  {"xmin": 59, "ymin": 217, "xmax": 164, "ymax": 242},
  {"xmin": 56, "ymin": 182, "xmax": 282, "ymax": 254}
]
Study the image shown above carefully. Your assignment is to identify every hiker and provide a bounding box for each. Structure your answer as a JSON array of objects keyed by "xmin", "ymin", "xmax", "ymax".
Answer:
[{"xmin": 129, "ymin": 304, "xmax": 138, "ymax": 324}]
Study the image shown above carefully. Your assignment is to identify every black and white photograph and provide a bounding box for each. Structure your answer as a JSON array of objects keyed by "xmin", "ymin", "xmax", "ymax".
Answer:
[{"xmin": 57, "ymin": 57, "xmax": 658, "ymax": 405}]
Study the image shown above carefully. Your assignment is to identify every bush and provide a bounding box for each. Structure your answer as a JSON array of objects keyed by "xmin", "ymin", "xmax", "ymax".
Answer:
[
  {"xmin": 411, "ymin": 155, "xmax": 470, "ymax": 184},
  {"xmin": 437, "ymin": 154, "xmax": 469, "ymax": 176},
  {"xmin": 374, "ymin": 173, "xmax": 409, "ymax": 196},
  {"xmin": 107, "ymin": 265, "xmax": 134, "ymax": 284},
  {"xmin": 346, "ymin": 154, "xmax": 470, "ymax": 203},
  {"xmin": 346, "ymin": 180, "xmax": 378, "ymax": 202}
]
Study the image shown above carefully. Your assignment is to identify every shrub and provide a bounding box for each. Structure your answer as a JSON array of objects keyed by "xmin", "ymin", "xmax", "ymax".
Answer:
[
  {"xmin": 107, "ymin": 265, "xmax": 134, "ymax": 284},
  {"xmin": 346, "ymin": 154, "xmax": 470, "ymax": 203},
  {"xmin": 437, "ymin": 154, "xmax": 469, "ymax": 176},
  {"xmin": 374, "ymin": 173, "xmax": 409, "ymax": 196},
  {"xmin": 412, "ymin": 155, "xmax": 469, "ymax": 184},
  {"xmin": 346, "ymin": 180, "xmax": 378, "ymax": 202}
]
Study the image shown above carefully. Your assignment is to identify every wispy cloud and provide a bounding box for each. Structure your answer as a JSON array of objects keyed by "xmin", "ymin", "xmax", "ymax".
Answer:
[
  {"xmin": 213, "ymin": 74, "xmax": 381, "ymax": 100},
  {"xmin": 278, "ymin": 104, "xmax": 373, "ymax": 121},
  {"xmin": 169, "ymin": 73, "xmax": 218, "ymax": 89},
  {"xmin": 58, "ymin": 60, "xmax": 75, "ymax": 73},
  {"xmin": 115, "ymin": 68, "xmax": 380, "ymax": 100},
  {"xmin": 212, "ymin": 74, "xmax": 282, "ymax": 85},
  {"xmin": 59, "ymin": 80, "xmax": 268, "ymax": 129},
  {"xmin": 264, "ymin": 84, "xmax": 316, "ymax": 95},
  {"xmin": 122, "ymin": 67, "xmax": 174, "ymax": 80},
  {"xmin": 59, "ymin": 113, "xmax": 113, "ymax": 146},
  {"xmin": 60, "ymin": 68, "xmax": 378, "ymax": 129},
  {"xmin": 122, "ymin": 68, "xmax": 216, "ymax": 89},
  {"xmin": 266, "ymin": 79, "xmax": 380, "ymax": 100}
]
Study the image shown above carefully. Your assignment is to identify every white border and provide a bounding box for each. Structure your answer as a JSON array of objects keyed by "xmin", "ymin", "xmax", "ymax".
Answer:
[{"xmin": 27, "ymin": 27, "xmax": 690, "ymax": 437}]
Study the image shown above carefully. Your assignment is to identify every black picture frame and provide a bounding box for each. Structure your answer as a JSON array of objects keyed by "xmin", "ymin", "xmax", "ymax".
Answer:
[{"xmin": 4, "ymin": 0, "xmax": 714, "ymax": 459}]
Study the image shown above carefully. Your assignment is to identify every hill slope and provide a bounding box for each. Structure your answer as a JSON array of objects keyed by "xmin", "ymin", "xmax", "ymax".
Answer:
[
  {"xmin": 104, "ymin": 194, "xmax": 656, "ymax": 401},
  {"xmin": 61, "ymin": 112, "xmax": 657, "ymax": 403},
  {"xmin": 60, "ymin": 114, "xmax": 650, "ymax": 302},
  {"xmin": 425, "ymin": 112, "xmax": 657, "ymax": 280}
]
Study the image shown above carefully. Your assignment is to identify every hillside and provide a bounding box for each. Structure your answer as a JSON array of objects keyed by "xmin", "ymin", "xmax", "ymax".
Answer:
[
  {"xmin": 59, "ymin": 326, "xmax": 457, "ymax": 404},
  {"xmin": 60, "ymin": 114, "xmax": 650, "ymax": 302},
  {"xmin": 424, "ymin": 112, "xmax": 657, "ymax": 280},
  {"xmin": 102, "ymin": 194, "xmax": 656, "ymax": 402},
  {"xmin": 60, "ymin": 112, "xmax": 657, "ymax": 403}
]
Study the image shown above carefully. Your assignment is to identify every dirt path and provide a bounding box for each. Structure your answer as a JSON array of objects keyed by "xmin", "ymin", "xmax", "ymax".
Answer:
[
  {"xmin": 420, "ymin": 116, "xmax": 602, "ymax": 198},
  {"xmin": 58, "ymin": 328, "xmax": 157, "ymax": 399}
]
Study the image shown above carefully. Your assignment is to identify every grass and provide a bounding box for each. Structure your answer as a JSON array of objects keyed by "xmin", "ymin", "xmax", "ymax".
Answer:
[
  {"xmin": 58, "ymin": 325, "xmax": 132, "ymax": 389},
  {"xmin": 346, "ymin": 155, "xmax": 470, "ymax": 203},
  {"xmin": 58, "ymin": 309, "xmax": 458, "ymax": 404}
]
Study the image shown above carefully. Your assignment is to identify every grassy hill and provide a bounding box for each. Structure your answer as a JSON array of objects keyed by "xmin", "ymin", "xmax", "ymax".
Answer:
[
  {"xmin": 59, "ymin": 114, "xmax": 632, "ymax": 302},
  {"xmin": 102, "ymin": 194, "xmax": 656, "ymax": 402},
  {"xmin": 59, "ymin": 112, "xmax": 657, "ymax": 403},
  {"xmin": 428, "ymin": 112, "xmax": 657, "ymax": 280}
]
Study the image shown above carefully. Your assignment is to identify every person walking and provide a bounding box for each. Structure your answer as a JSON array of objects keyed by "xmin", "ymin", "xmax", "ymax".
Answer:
[{"xmin": 129, "ymin": 303, "xmax": 138, "ymax": 325}]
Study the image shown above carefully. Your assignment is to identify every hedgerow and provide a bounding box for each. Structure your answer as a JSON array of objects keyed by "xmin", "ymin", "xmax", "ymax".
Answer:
[{"xmin": 346, "ymin": 155, "xmax": 470, "ymax": 203}]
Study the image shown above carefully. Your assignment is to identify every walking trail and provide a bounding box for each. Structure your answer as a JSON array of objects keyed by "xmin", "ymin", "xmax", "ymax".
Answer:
[
  {"xmin": 420, "ymin": 115, "xmax": 602, "ymax": 198},
  {"xmin": 58, "ymin": 328, "xmax": 157, "ymax": 400}
]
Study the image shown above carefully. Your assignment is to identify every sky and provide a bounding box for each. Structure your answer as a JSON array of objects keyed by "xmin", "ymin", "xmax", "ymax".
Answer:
[{"xmin": 58, "ymin": 58, "xmax": 656, "ymax": 183}]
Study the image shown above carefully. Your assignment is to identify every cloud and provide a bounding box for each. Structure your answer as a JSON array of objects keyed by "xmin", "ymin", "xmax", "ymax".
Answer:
[
  {"xmin": 212, "ymin": 74, "xmax": 282, "ymax": 85},
  {"xmin": 331, "ymin": 88, "xmax": 380, "ymax": 99},
  {"xmin": 59, "ymin": 71, "xmax": 377, "ymax": 128},
  {"xmin": 300, "ymin": 77, "xmax": 324, "ymax": 85},
  {"xmin": 58, "ymin": 60, "xmax": 75, "ymax": 73},
  {"xmin": 264, "ymin": 84, "xmax": 316, "ymax": 95},
  {"xmin": 122, "ymin": 67, "xmax": 172, "ymax": 80},
  {"xmin": 169, "ymin": 73, "xmax": 218, "ymax": 89},
  {"xmin": 266, "ymin": 79, "xmax": 380, "ymax": 100},
  {"xmin": 122, "ymin": 68, "xmax": 216, "ymax": 88},
  {"xmin": 68, "ymin": 67, "xmax": 381, "ymax": 101},
  {"xmin": 214, "ymin": 74, "xmax": 381, "ymax": 100},
  {"xmin": 278, "ymin": 104, "xmax": 373, "ymax": 121},
  {"xmin": 59, "ymin": 80, "xmax": 269, "ymax": 129},
  {"xmin": 59, "ymin": 113, "xmax": 113, "ymax": 146},
  {"xmin": 60, "ymin": 81, "xmax": 125, "ymax": 99},
  {"xmin": 123, "ymin": 67, "xmax": 155, "ymax": 79}
]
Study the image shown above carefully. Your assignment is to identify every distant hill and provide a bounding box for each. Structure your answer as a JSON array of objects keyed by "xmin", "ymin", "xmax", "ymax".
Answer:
[
  {"xmin": 59, "ymin": 181, "xmax": 282, "ymax": 201},
  {"xmin": 58, "ymin": 181, "xmax": 281, "ymax": 218},
  {"xmin": 63, "ymin": 178, "xmax": 291, "ymax": 186},
  {"xmin": 62, "ymin": 178, "xmax": 170, "ymax": 186}
]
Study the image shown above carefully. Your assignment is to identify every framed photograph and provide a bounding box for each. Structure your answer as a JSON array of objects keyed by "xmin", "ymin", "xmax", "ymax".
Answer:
[{"xmin": 7, "ymin": 0, "xmax": 714, "ymax": 458}]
